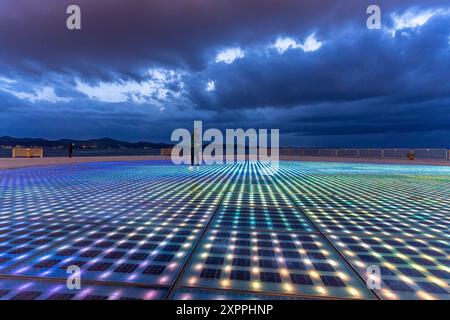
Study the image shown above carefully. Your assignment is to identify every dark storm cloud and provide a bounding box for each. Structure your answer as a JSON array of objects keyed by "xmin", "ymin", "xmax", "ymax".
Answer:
[
  {"xmin": 3, "ymin": 0, "xmax": 346, "ymax": 78},
  {"xmin": 188, "ymin": 14, "xmax": 450, "ymax": 110},
  {"xmin": 291, "ymin": 98, "xmax": 450, "ymax": 136},
  {"xmin": 0, "ymin": 0, "xmax": 449, "ymax": 145},
  {"xmin": 0, "ymin": 0, "xmax": 445, "ymax": 77}
]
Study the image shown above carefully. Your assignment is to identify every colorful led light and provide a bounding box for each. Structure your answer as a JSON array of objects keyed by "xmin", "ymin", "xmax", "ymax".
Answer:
[{"xmin": 0, "ymin": 160, "xmax": 449, "ymax": 300}]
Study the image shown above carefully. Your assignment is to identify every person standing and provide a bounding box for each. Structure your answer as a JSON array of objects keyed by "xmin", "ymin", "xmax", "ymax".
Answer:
[
  {"xmin": 193, "ymin": 128, "xmax": 202, "ymax": 169},
  {"xmin": 68, "ymin": 143, "xmax": 74, "ymax": 158},
  {"xmin": 188, "ymin": 129, "xmax": 201, "ymax": 171}
]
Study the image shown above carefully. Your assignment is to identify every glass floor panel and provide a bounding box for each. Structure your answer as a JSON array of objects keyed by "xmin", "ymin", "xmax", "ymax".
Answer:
[
  {"xmin": 210, "ymin": 205, "xmax": 317, "ymax": 233},
  {"xmin": 329, "ymin": 234, "xmax": 450, "ymax": 300},
  {"xmin": 179, "ymin": 229, "xmax": 375, "ymax": 299},
  {"xmin": 0, "ymin": 220, "xmax": 94, "ymax": 271},
  {"xmin": 0, "ymin": 278, "xmax": 166, "ymax": 300},
  {"xmin": 8, "ymin": 224, "xmax": 200, "ymax": 286},
  {"xmin": 170, "ymin": 288, "xmax": 306, "ymax": 300}
]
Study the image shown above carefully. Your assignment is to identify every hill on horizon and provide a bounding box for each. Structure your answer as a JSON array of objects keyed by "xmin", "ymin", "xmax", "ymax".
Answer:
[{"xmin": 0, "ymin": 136, "xmax": 173, "ymax": 149}]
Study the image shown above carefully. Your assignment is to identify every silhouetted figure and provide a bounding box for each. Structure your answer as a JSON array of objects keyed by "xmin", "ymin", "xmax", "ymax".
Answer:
[
  {"xmin": 188, "ymin": 129, "xmax": 201, "ymax": 171},
  {"xmin": 189, "ymin": 132, "xmax": 195, "ymax": 171},
  {"xmin": 68, "ymin": 143, "xmax": 74, "ymax": 158}
]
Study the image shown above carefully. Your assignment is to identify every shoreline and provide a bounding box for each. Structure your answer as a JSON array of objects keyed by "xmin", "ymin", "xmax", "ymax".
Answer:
[{"xmin": 1, "ymin": 155, "xmax": 449, "ymax": 170}]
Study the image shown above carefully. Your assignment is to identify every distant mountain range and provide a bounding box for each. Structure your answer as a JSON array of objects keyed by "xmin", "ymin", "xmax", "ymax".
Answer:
[{"xmin": 0, "ymin": 136, "xmax": 172, "ymax": 149}]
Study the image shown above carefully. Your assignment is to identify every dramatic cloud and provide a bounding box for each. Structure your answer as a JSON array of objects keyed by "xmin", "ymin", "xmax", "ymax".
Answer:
[
  {"xmin": 0, "ymin": 78, "xmax": 71, "ymax": 103},
  {"xmin": 390, "ymin": 7, "xmax": 450, "ymax": 35},
  {"xmin": 0, "ymin": 0, "xmax": 449, "ymax": 146},
  {"xmin": 75, "ymin": 69, "xmax": 185, "ymax": 109},
  {"xmin": 215, "ymin": 48, "xmax": 246, "ymax": 64},
  {"xmin": 273, "ymin": 34, "xmax": 322, "ymax": 54},
  {"xmin": 206, "ymin": 80, "xmax": 216, "ymax": 92}
]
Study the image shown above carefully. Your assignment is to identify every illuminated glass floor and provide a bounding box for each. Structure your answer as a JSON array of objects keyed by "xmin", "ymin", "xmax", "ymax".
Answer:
[{"xmin": 0, "ymin": 160, "xmax": 449, "ymax": 300}]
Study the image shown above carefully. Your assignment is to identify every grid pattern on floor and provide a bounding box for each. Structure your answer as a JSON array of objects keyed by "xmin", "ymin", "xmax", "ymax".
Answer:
[
  {"xmin": 329, "ymin": 234, "xmax": 450, "ymax": 300},
  {"xmin": 0, "ymin": 278, "xmax": 166, "ymax": 300},
  {"xmin": 10, "ymin": 225, "xmax": 200, "ymax": 286},
  {"xmin": 179, "ymin": 229, "xmax": 374, "ymax": 299},
  {"xmin": 0, "ymin": 160, "xmax": 449, "ymax": 300},
  {"xmin": 0, "ymin": 220, "xmax": 94, "ymax": 271}
]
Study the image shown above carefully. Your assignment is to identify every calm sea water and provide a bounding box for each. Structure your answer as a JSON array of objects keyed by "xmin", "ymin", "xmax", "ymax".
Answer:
[{"xmin": 0, "ymin": 148, "xmax": 162, "ymax": 158}]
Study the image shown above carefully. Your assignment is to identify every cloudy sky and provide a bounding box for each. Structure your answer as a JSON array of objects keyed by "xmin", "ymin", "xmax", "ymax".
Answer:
[{"xmin": 0, "ymin": 0, "xmax": 449, "ymax": 147}]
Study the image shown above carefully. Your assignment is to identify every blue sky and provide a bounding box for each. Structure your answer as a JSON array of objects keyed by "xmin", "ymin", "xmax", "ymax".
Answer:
[{"xmin": 0, "ymin": 0, "xmax": 449, "ymax": 147}]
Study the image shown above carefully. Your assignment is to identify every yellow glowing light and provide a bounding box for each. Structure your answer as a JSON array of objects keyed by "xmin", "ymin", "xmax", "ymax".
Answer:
[
  {"xmin": 345, "ymin": 250, "xmax": 356, "ymax": 257},
  {"xmin": 189, "ymin": 277, "xmax": 197, "ymax": 285},
  {"xmin": 337, "ymin": 272, "xmax": 349, "ymax": 281},
  {"xmin": 195, "ymin": 264, "xmax": 203, "ymax": 271},
  {"xmin": 348, "ymin": 287, "xmax": 359, "ymax": 297},
  {"xmin": 284, "ymin": 283, "xmax": 293, "ymax": 292},
  {"xmin": 252, "ymin": 281, "xmax": 261, "ymax": 290},
  {"xmin": 316, "ymin": 286, "xmax": 327, "ymax": 295},
  {"xmin": 381, "ymin": 289, "xmax": 398, "ymax": 300},
  {"xmin": 221, "ymin": 279, "xmax": 230, "ymax": 287},
  {"xmin": 399, "ymin": 275, "xmax": 414, "ymax": 285},
  {"xmin": 427, "ymin": 276, "xmax": 447, "ymax": 288},
  {"xmin": 382, "ymin": 262, "xmax": 396, "ymax": 270},
  {"xmin": 412, "ymin": 264, "xmax": 427, "ymax": 273},
  {"xmin": 328, "ymin": 260, "xmax": 338, "ymax": 267},
  {"xmin": 417, "ymin": 290, "xmax": 435, "ymax": 300},
  {"xmin": 280, "ymin": 268, "xmax": 289, "ymax": 276},
  {"xmin": 309, "ymin": 270, "xmax": 320, "ymax": 279},
  {"xmin": 396, "ymin": 253, "xmax": 407, "ymax": 260}
]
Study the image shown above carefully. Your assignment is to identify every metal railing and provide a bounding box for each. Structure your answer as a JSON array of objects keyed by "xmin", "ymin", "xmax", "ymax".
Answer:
[
  {"xmin": 279, "ymin": 148, "xmax": 450, "ymax": 161},
  {"xmin": 160, "ymin": 147, "xmax": 450, "ymax": 161}
]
